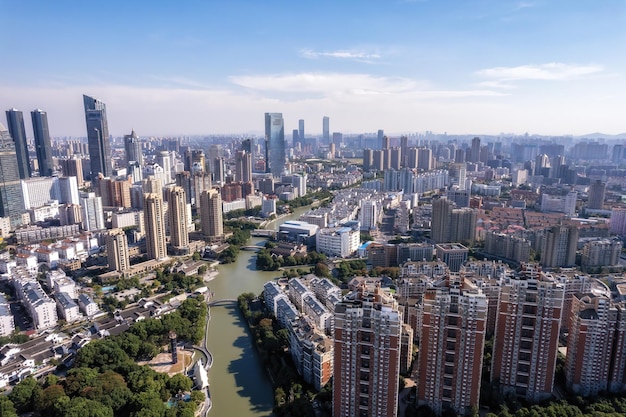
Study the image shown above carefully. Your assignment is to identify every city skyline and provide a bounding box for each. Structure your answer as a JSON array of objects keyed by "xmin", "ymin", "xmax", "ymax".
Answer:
[{"xmin": 1, "ymin": 1, "xmax": 624, "ymax": 137}]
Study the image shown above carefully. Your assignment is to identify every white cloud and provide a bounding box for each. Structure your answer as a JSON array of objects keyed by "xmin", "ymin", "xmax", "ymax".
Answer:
[
  {"xmin": 1, "ymin": 67, "xmax": 622, "ymax": 137},
  {"xmin": 514, "ymin": 2, "xmax": 535, "ymax": 11},
  {"xmin": 476, "ymin": 63, "xmax": 604, "ymax": 83},
  {"xmin": 230, "ymin": 72, "xmax": 505, "ymax": 99},
  {"xmin": 300, "ymin": 49, "xmax": 381, "ymax": 62},
  {"xmin": 231, "ymin": 72, "xmax": 418, "ymax": 94}
]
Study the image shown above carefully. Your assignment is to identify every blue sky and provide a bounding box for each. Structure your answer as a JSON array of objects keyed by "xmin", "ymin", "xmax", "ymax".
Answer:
[{"xmin": 1, "ymin": 0, "xmax": 624, "ymax": 137}]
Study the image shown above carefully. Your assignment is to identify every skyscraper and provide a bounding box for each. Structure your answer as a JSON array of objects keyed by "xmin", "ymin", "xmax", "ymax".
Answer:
[
  {"xmin": 200, "ymin": 189, "xmax": 223, "ymax": 240},
  {"xmin": 124, "ymin": 130, "xmax": 143, "ymax": 166},
  {"xmin": 0, "ymin": 123, "xmax": 25, "ymax": 227},
  {"xmin": 30, "ymin": 109, "xmax": 53, "ymax": 177},
  {"xmin": 432, "ymin": 197, "xmax": 452, "ymax": 243},
  {"xmin": 167, "ymin": 186, "xmax": 189, "ymax": 254},
  {"xmin": 322, "ymin": 116, "xmax": 329, "ymax": 142},
  {"xmin": 5, "ymin": 109, "xmax": 31, "ymax": 179},
  {"xmin": 470, "ymin": 137, "xmax": 481, "ymax": 163},
  {"xmin": 298, "ymin": 119, "xmax": 304, "ymax": 143},
  {"xmin": 333, "ymin": 287, "xmax": 402, "ymax": 417},
  {"xmin": 541, "ymin": 225, "xmax": 578, "ymax": 268},
  {"xmin": 156, "ymin": 151, "xmax": 172, "ymax": 184},
  {"xmin": 59, "ymin": 156, "xmax": 84, "ymax": 186},
  {"xmin": 235, "ymin": 150, "xmax": 252, "ymax": 183},
  {"xmin": 144, "ymin": 192, "xmax": 167, "ymax": 261},
  {"xmin": 588, "ymin": 180, "xmax": 606, "ymax": 210},
  {"xmin": 83, "ymin": 94, "xmax": 112, "ymax": 178},
  {"xmin": 492, "ymin": 264, "xmax": 564, "ymax": 402},
  {"xmin": 418, "ymin": 276, "xmax": 487, "ymax": 416},
  {"xmin": 265, "ymin": 113, "xmax": 285, "ymax": 177},
  {"xmin": 79, "ymin": 192, "xmax": 105, "ymax": 231},
  {"xmin": 106, "ymin": 228, "xmax": 130, "ymax": 272}
]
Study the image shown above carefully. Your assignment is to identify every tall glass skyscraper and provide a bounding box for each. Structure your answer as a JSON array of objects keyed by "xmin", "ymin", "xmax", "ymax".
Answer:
[
  {"xmin": 124, "ymin": 129, "xmax": 143, "ymax": 166},
  {"xmin": 322, "ymin": 116, "xmax": 329, "ymax": 142},
  {"xmin": 5, "ymin": 109, "xmax": 31, "ymax": 179},
  {"xmin": 265, "ymin": 113, "xmax": 285, "ymax": 177},
  {"xmin": 31, "ymin": 109, "xmax": 53, "ymax": 177},
  {"xmin": 0, "ymin": 123, "xmax": 25, "ymax": 227},
  {"xmin": 83, "ymin": 95, "xmax": 111, "ymax": 178}
]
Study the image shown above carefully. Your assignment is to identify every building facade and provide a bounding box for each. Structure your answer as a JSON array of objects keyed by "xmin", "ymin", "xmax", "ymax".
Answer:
[
  {"xmin": 200, "ymin": 189, "xmax": 223, "ymax": 240},
  {"xmin": 168, "ymin": 186, "xmax": 190, "ymax": 253},
  {"xmin": 31, "ymin": 109, "xmax": 53, "ymax": 177},
  {"xmin": 333, "ymin": 288, "xmax": 402, "ymax": 417},
  {"xmin": 491, "ymin": 264, "xmax": 564, "ymax": 401},
  {"xmin": 106, "ymin": 228, "xmax": 130, "ymax": 272},
  {"xmin": 418, "ymin": 277, "xmax": 487, "ymax": 416},
  {"xmin": 265, "ymin": 112, "xmax": 285, "ymax": 177},
  {"xmin": 83, "ymin": 95, "xmax": 112, "ymax": 178},
  {"xmin": 144, "ymin": 192, "xmax": 167, "ymax": 261}
]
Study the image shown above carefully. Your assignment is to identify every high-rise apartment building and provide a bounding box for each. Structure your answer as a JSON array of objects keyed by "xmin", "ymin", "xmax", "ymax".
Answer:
[
  {"xmin": 106, "ymin": 228, "xmax": 130, "ymax": 272},
  {"xmin": 124, "ymin": 129, "xmax": 143, "ymax": 166},
  {"xmin": 156, "ymin": 151, "xmax": 172, "ymax": 184},
  {"xmin": 470, "ymin": 137, "xmax": 481, "ymax": 163},
  {"xmin": 418, "ymin": 276, "xmax": 487, "ymax": 416},
  {"xmin": 587, "ymin": 180, "xmax": 606, "ymax": 210},
  {"xmin": 322, "ymin": 116, "xmax": 329, "ymax": 142},
  {"xmin": 235, "ymin": 150, "xmax": 252, "ymax": 183},
  {"xmin": 200, "ymin": 189, "xmax": 223, "ymax": 240},
  {"xmin": 541, "ymin": 225, "xmax": 578, "ymax": 268},
  {"xmin": 0, "ymin": 123, "xmax": 25, "ymax": 227},
  {"xmin": 31, "ymin": 109, "xmax": 53, "ymax": 177},
  {"xmin": 417, "ymin": 147, "xmax": 432, "ymax": 171},
  {"xmin": 265, "ymin": 113, "xmax": 285, "ymax": 177},
  {"xmin": 333, "ymin": 287, "xmax": 402, "ymax": 417},
  {"xmin": 79, "ymin": 192, "xmax": 105, "ymax": 231},
  {"xmin": 359, "ymin": 199, "xmax": 378, "ymax": 231},
  {"xmin": 5, "ymin": 109, "xmax": 31, "ymax": 179},
  {"xmin": 566, "ymin": 291, "xmax": 619, "ymax": 396},
  {"xmin": 491, "ymin": 264, "xmax": 564, "ymax": 402},
  {"xmin": 59, "ymin": 157, "xmax": 84, "ymax": 186},
  {"xmin": 144, "ymin": 193, "xmax": 167, "ymax": 261},
  {"xmin": 298, "ymin": 119, "xmax": 305, "ymax": 144},
  {"xmin": 167, "ymin": 186, "xmax": 189, "ymax": 253},
  {"xmin": 83, "ymin": 94, "xmax": 112, "ymax": 178}
]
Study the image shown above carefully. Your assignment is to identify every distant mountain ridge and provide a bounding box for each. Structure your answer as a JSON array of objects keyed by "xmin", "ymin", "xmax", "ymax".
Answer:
[{"xmin": 575, "ymin": 132, "xmax": 626, "ymax": 140}]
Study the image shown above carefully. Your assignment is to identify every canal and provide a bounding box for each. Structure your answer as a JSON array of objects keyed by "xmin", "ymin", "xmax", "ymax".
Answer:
[{"xmin": 206, "ymin": 206, "xmax": 311, "ymax": 417}]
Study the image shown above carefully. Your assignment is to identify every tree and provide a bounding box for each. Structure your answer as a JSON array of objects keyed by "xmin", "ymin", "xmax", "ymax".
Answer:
[
  {"xmin": 65, "ymin": 367, "xmax": 100, "ymax": 397},
  {"xmin": 190, "ymin": 390, "xmax": 205, "ymax": 404},
  {"xmin": 129, "ymin": 391, "xmax": 167, "ymax": 417},
  {"xmin": 192, "ymin": 251, "xmax": 201, "ymax": 261},
  {"xmin": 56, "ymin": 397, "xmax": 113, "ymax": 417},
  {"xmin": 313, "ymin": 262, "xmax": 331, "ymax": 278},
  {"xmin": 166, "ymin": 374, "xmax": 193, "ymax": 396},
  {"xmin": 9, "ymin": 376, "xmax": 41, "ymax": 413},
  {"xmin": 35, "ymin": 384, "xmax": 66, "ymax": 414},
  {"xmin": 0, "ymin": 396, "xmax": 17, "ymax": 417}
]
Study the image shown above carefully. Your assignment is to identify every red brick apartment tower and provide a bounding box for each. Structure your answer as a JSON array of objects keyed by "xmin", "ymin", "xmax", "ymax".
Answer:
[
  {"xmin": 491, "ymin": 264, "xmax": 564, "ymax": 402},
  {"xmin": 417, "ymin": 276, "xmax": 487, "ymax": 416},
  {"xmin": 566, "ymin": 292, "xmax": 617, "ymax": 396},
  {"xmin": 333, "ymin": 287, "xmax": 402, "ymax": 417}
]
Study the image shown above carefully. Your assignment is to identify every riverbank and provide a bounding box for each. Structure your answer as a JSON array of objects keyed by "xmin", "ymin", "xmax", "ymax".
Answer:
[{"xmin": 204, "ymin": 205, "xmax": 313, "ymax": 417}]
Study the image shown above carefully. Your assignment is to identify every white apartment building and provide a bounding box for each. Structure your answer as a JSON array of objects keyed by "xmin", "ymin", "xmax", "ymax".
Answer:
[
  {"xmin": 55, "ymin": 292, "xmax": 81, "ymax": 322},
  {"xmin": 316, "ymin": 227, "xmax": 360, "ymax": 258},
  {"xmin": 359, "ymin": 199, "xmax": 379, "ymax": 231},
  {"xmin": 21, "ymin": 177, "xmax": 60, "ymax": 209},
  {"xmin": 288, "ymin": 277, "xmax": 314, "ymax": 311},
  {"xmin": 0, "ymin": 294, "xmax": 14, "ymax": 337},
  {"xmin": 78, "ymin": 294, "xmax": 100, "ymax": 318},
  {"xmin": 19, "ymin": 281, "xmax": 58, "ymax": 329},
  {"xmin": 302, "ymin": 293, "xmax": 333, "ymax": 334}
]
